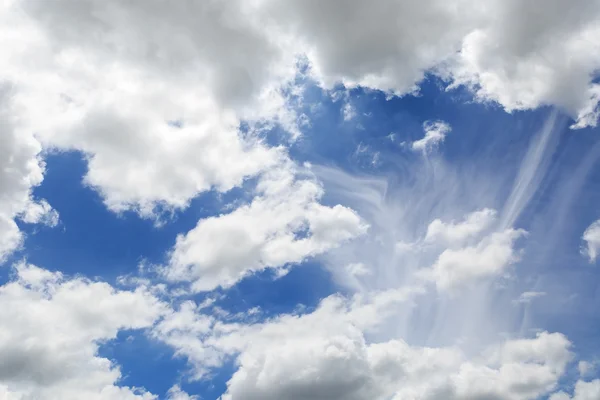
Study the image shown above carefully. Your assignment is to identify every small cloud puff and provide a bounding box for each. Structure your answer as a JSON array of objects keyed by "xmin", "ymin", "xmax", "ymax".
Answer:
[{"xmin": 411, "ymin": 121, "xmax": 451, "ymax": 153}]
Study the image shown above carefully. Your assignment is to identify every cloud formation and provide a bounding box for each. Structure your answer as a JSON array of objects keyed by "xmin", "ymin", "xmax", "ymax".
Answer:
[
  {"xmin": 165, "ymin": 162, "xmax": 367, "ymax": 292},
  {"xmin": 0, "ymin": 1, "xmax": 599, "ymax": 399},
  {"xmin": 0, "ymin": 87, "xmax": 58, "ymax": 261},
  {"xmin": 153, "ymin": 290, "xmax": 573, "ymax": 400},
  {"xmin": 0, "ymin": 263, "xmax": 165, "ymax": 399}
]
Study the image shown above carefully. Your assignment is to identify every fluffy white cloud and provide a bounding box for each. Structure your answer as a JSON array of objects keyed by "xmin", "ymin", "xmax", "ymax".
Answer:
[
  {"xmin": 1, "ymin": 0, "xmax": 598, "ymax": 225},
  {"xmin": 0, "ymin": 86, "xmax": 58, "ymax": 261},
  {"xmin": 423, "ymin": 227, "xmax": 526, "ymax": 291},
  {"xmin": 266, "ymin": 0, "xmax": 600, "ymax": 126},
  {"xmin": 424, "ymin": 208, "xmax": 496, "ymax": 245},
  {"xmin": 411, "ymin": 121, "xmax": 451, "ymax": 153},
  {"xmin": 165, "ymin": 163, "xmax": 367, "ymax": 292},
  {"xmin": 228, "ymin": 327, "xmax": 573, "ymax": 400},
  {"xmin": 448, "ymin": 0, "xmax": 600, "ymax": 128},
  {"xmin": 152, "ymin": 289, "xmax": 420, "ymax": 379},
  {"xmin": 581, "ymin": 219, "xmax": 600, "ymax": 262},
  {"xmin": 402, "ymin": 209, "xmax": 526, "ymax": 292},
  {"xmin": 264, "ymin": 0, "xmax": 477, "ymax": 94},
  {"xmin": 166, "ymin": 385, "xmax": 198, "ymax": 400},
  {"xmin": 0, "ymin": 263, "xmax": 166, "ymax": 399},
  {"xmin": 153, "ymin": 289, "xmax": 573, "ymax": 400},
  {"xmin": 550, "ymin": 379, "xmax": 600, "ymax": 400},
  {"xmin": 0, "ymin": 0, "xmax": 293, "ymax": 217},
  {"xmin": 222, "ymin": 332, "xmax": 571, "ymax": 400}
]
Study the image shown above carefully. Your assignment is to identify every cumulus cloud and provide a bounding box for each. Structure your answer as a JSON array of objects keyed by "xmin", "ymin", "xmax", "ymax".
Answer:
[
  {"xmin": 447, "ymin": 0, "xmax": 600, "ymax": 128},
  {"xmin": 424, "ymin": 208, "xmax": 496, "ymax": 245},
  {"xmin": 1, "ymin": 2, "xmax": 599, "ymax": 398},
  {"xmin": 0, "ymin": 0, "xmax": 598, "ymax": 225},
  {"xmin": 0, "ymin": 86, "xmax": 58, "ymax": 261},
  {"xmin": 166, "ymin": 385, "xmax": 198, "ymax": 400},
  {"xmin": 0, "ymin": 0, "xmax": 295, "ymax": 218},
  {"xmin": 422, "ymin": 227, "xmax": 526, "ymax": 292},
  {"xmin": 550, "ymin": 379, "xmax": 600, "ymax": 400},
  {"xmin": 266, "ymin": 0, "xmax": 600, "ymax": 126},
  {"xmin": 405, "ymin": 209, "xmax": 526, "ymax": 292},
  {"xmin": 0, "ymin": 263, "xmax": 165, "ymax": 399},
  {"xmin": 152, "ymin": 289, "xmax": 573, "ymax": 400},
  {"xmin": 152, "ymin": 288, "xmax": 420, "ymax": 379},
  {"xmin": 222, "ymin": 331, "xmax": 572, "ymax": 400},
  {"xmin": 411, "ymin": 121, "xmax": 451, "ymax": 153},
  {"xmin": 0, "ymin": 0, "xmax": 598, "ymax": 216},
  {"xmin": 581, "ymin": 219, "xmax": 600, "ymax": 262},
  {"xmin": 165, "ymin": 162, "xmax": 367, "ymax": 292}
]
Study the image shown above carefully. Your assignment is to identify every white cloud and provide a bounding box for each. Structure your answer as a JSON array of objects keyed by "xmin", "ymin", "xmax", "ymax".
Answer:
[
  {"xmin": 406, "ymin": 209, "xmax": 526, "ymax": 292},
  {"xmin": 264, "ymin": 0, "xmax": 478, "ymax": 95},
  {"xmin": 425, "ymin": 208, "xmax": 496, "ymax": 245},
  {"xmin": 0, "ymin": 0, "xmax": 295, "ymax": 218},
  {"xmin": 581, "ymin": 219, "xmax": 600, "ymax": 262},
  {"xmin": 1, "ymin": 0, "xmax": 598, "ymax": 225},
  {"xmin": 153, "ymin": 290, "xmax": 573, "ymax": 400},
  {"xmin": 514, "ymin": 291, "xmax": 547, "ymax": 304},
  {"xmin": 266, "ymin": 0, "xmax": 600, "ymax": 127},
  {"xmin": 152, "ymin": 289, "xmax": 420, "ymax": 379},
  {"xmin": 0, "ymin": 86, "xmax": 58, "ymax": 261},
  {"xmin": 0, "ymin": 263, "xmax": 165, "ymax": 399},
  {"xmin": 165, "ymin": 162, "xmax": 367, "ymax": 292},
  {"xmin": 411, "ymin": 121, "xmax": 451, "ymax": 153},
  {"xmin": 422, "ymin": 227, "xmax": 526, "ymax": 291},
  {"xmin": 20, "ymin": 199, "xmax": 59, "ymax": 227},
  {"xmin": 447, "ymin": 0, "xmax": 600, "ymax": 128},
  {"xmin": 550, "ymin": 379, "xmax": 600, "ymax": 400},
  {"xmin": 221, "ymin": 327, "xmax": 572, "ymax": 400},
  {"xmin": 166, "ymin": 385, "xmax": 198, "ymax": 400}
]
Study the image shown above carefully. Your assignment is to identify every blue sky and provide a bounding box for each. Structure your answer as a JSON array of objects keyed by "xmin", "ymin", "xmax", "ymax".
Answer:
[{"xmin": 2, "ymin": 1, "xmax": 600, "ymax": 400}]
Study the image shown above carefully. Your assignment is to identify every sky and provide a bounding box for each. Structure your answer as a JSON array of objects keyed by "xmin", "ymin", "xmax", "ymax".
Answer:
[{"xmin": 1, "ymin": 1, "xmax": 600, "ymax": 399}]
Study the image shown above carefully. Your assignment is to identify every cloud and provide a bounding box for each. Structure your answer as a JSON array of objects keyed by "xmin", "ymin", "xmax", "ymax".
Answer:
[
  {"xmin": 411, "ymin": 121, "xmax": 451, "ymax": 153},
  {"xmin": 424, "ymin": 208, "xmax": 496, "ymax": 245},
  {"xmin": 152, "ymin": 288, "xmax": 420, "ymax": 379},
  {"xmin": 264, "ymin": 0, "xmax": 478, "ymax": 94},
  {"xmin": 581, "ymin": 219, "xmax": 600, "ymax": 262},
  {"xmin": 550, "ymin": 379, "xmax": 600, "ymax": 400},
  {"xmin": 153, "ymin": 289, "xmax": 573, "ymax": 400},
  {"xmin": 166, "ymin": 385, "xmax": 198, "ymax": 400},
  {"xmin": 165, "ymin": 162, "xmax": 367, "ymax": 292},
  {"xmin": 266, "ymin": 0, "xmax": 600, "ymax": 127},
  {"xmin": 447, "ymin": 0, "xmax": 600, "ymax": 128},
  {"xmin": 222, "ymin": 332, "xmax": 572, "ymax": 400},
  {"xmin": 422, "ymin": 227, "xmax": 526, "ymax": 292},
  {"xmin": 405, "ymin": 209, "xmax": 526, "ymax": 292},
  {"xmin": 0, "ymin": 0, "xmax": 598, "ymax": 219},
  {"xmin": 0, "ymin": 263, "xmax": 165, "ymax": 399},
  {"xmin": 0, "ymin": 0, "xmax": 295, "ymax": 218},
  {"xmin": 1, "ymin": 0, "xmax": 598, "ymax": 225},
  {"xmin": 0, "ymin": 86, "xmax": 58, "ymax": 261}
]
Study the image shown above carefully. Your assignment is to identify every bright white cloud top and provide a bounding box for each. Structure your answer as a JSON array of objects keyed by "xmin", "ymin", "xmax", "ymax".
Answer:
[{"xmin": 1, "ymin": 0, "xmax": 600, "ymax": 399}]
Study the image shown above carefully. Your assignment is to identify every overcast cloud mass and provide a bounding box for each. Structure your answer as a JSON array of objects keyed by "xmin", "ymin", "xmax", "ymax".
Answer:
[{"xmin": 1, "ymin": 0, "xmax": 600, "ymax": 399}]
